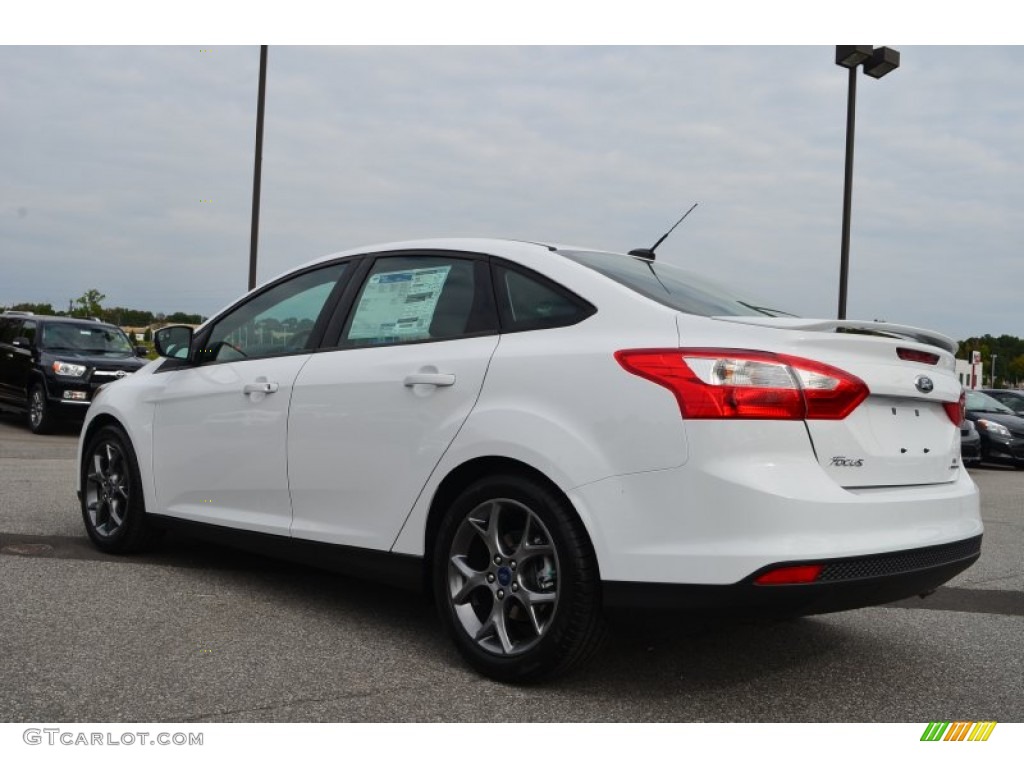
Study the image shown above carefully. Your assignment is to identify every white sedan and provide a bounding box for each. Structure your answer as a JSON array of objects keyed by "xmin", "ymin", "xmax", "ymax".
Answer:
[{"xmin": 76, "ymin": 238, "xmax": 982, "ymax": 681}]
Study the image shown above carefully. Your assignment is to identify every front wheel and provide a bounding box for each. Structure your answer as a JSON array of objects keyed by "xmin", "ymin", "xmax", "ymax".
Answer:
[
  {"xmin": 80, "ymin": 425, "xmax": 159, "ymax": 553},
  {"xmin": 28, "ymin": 383, "xmax": 56, "ymax": 434},
  {"xmin": 433, "ymin": 474, "xmax": 604, "ymax": 682}
]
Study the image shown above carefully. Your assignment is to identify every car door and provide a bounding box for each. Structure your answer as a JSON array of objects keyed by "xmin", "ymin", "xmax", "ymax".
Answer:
[
  {"xmin": 150, "ymin": 262, "xmax": 349, "ymax": 535},
  {"xmin": 0, "ymin": 318, "xmax": 20, "ymax": 402},
  {"xmin": 0, "ymin": 319, "xmax": 36, "ymax": 405},
  {"xmin": 287, "ymin": 252, "xmax": 499, "ymax": 550}
]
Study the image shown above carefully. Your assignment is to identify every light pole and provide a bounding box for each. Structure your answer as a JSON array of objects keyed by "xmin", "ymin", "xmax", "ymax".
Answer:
[
  {"xmin": 249, "ymin": 45, "xmax": 268, "ymax": 292},
  {"xmin": 835, "ymin": 45, "xmax": 900, "ymax": 320},
  {"xmin": 991, "ymin": 354, "xmax": 997, "ymax": 387}
]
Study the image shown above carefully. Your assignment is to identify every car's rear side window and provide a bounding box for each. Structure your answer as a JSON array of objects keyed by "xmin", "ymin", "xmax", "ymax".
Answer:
[
  {"xmin": 492, "ymin": 263, "xmax": 595, "ymax": 332},
  {"xmin": 559, "ymin": 249, "xmax": 794, "ymax": 318}
]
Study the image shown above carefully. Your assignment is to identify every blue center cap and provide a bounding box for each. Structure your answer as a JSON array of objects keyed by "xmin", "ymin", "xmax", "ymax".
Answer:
[{"xmin": 497, "ymin": 566, "xmax": 512, "ymax": 586}]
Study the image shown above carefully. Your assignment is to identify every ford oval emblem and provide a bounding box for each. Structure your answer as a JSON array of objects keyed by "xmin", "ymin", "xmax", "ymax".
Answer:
[{"xmin": 915, "ymin": 375, "xmax": 934, "ymax": 394}]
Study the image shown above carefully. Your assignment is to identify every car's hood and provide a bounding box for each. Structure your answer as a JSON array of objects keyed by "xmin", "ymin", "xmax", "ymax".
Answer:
[
  {"xmin": 966, "ymin": 409, "xmax": 1024, "ymax": 432},
  {"xmin": 42, "ymin": 350, "xmax": 147, "ymax": 369}
]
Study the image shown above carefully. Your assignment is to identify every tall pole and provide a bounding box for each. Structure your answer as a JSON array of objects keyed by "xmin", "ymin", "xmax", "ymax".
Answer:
[
  {"xmin": 991, "ymin": 354, "xmax": 997, "ymax": 387},
  {"xmin": 837, "ymin": 65, "xmax": 857, "ymax": 321},
  {"xmin": 249, "ymin": 45, "xmax": 268, "ymax": 292}
]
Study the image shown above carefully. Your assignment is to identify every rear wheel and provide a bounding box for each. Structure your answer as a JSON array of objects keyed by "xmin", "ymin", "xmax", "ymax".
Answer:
[
  {"xmin": 433, "ymin": 474, "xmax": 604, "ymax": 682},
  {"xmin": 80, "ymin": 425, "xmax": 159, "ymax": 553}
]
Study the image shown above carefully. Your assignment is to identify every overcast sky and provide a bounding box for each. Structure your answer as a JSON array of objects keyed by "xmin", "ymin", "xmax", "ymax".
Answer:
[{"xmin": 2, "ymin": 42, "xmax": 1022, "ymax": 340}]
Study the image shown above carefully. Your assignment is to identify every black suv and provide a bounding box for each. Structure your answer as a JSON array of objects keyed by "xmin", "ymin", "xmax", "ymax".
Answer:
[{"xmin": 0, "ymin": 312, "xmax": 148, "ymax": 433}]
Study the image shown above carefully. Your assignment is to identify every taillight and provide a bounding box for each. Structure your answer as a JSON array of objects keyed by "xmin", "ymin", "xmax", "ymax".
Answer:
[
  {"xmin": 614, "ymin": 348, "xmax": 869, "ymax": 420},
  {"xmin": 897, "ymin": 347, "xmax": 939, "ymax": 365},
  {"xmin": 943, "ymin": 391, "xmax": 965, "ymax": 426}
]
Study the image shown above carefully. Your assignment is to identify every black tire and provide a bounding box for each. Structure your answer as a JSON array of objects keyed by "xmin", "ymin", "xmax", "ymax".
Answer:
[
  {"xmin": 27, "ymin": 382, "xmax": 56, "ymax": 434},
  {"xmin": 433, "ymin": 474, "xmax": 604, "ymax": 683},
  {"xmin": 80, "ymin": 424, "xmax": 160, "ymax": 554}
]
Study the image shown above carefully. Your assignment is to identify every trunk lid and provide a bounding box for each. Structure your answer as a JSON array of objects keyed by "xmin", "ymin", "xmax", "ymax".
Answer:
[{"xmin": 712, "ymin": 316, "xmax": 961, "ymax": 488}]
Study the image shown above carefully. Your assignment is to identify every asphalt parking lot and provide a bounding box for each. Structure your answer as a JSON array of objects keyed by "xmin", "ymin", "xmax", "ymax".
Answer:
[{"xmin": 0, "ymin": 412, "xmax": 1021, "ymax": 723}]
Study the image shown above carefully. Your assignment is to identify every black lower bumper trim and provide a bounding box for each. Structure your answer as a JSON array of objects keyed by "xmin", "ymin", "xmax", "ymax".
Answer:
[{"xmin": 603, "ymin": 535, "xmax": 982, "ymax": 617}]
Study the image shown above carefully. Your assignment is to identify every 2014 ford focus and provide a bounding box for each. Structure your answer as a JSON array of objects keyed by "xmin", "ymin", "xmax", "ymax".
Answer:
[{"xmin": 76, "ymin": 239, "xmax": 982, "ymax": 681}]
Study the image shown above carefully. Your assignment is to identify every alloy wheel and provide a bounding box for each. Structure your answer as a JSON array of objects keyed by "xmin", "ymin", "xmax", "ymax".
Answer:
[
  {"xmin": 29, "ymin": 388, "xmax": 44, "ymax": 430},
  {"xmin": 84, "ymin": 441, "xmax": 131, "ymax": 538},
  {"xmin": 446, "ymin": 498, "xmax": 560, "ymax": 656}
]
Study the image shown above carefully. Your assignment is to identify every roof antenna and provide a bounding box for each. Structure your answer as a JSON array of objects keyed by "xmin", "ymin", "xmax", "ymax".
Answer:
[{"xmin": 628, "ymin": 203, "xmax": 698, "ymax": 261}]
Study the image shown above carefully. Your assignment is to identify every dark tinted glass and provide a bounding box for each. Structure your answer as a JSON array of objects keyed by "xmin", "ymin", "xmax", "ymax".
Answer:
[
  {"xmin": 559, "ymin": 249, "xmax": 794, "ymax": 318},
  {"xmin": 0, "ymin": 319, "xmax": 18, "ymax": 344},
  {"xmin": 493, "ymin": 265, "xmax": 593, "ymax": 332}
]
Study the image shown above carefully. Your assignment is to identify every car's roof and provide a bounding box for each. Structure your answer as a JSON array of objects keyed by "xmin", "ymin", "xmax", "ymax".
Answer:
[
  {"xmin": 0, "ymin": 312, "xmax": 118, "ymax": 328},
  {"xmin": 299, "ymin": 237, "xmax": 640, "ymax": 269}
]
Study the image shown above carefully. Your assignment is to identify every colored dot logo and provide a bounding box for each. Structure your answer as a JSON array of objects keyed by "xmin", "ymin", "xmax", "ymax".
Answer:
[{"xmin": 199, "ymin": 199, "xmax": 212, "ymax": 203}]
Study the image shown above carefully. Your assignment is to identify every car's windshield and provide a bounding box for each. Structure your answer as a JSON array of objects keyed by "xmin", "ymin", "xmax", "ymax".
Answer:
[
  {"xmin": 966, "ymin": 390, "xmax": 1015, "ymax": 415},
  {"xmin": 559, "ymin": 249, "xmax": 796, "ymax": 318},
  {"xmin": 41, "ymin": 323, "xmax": 134, "ymax": 354},
  {"xmin": 993, "ymin": 392, "xmax": 1024, "ymax": 410}
]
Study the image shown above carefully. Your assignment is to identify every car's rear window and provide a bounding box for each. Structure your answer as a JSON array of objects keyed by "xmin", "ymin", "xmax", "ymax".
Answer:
[{"xmin": 559, "ymin": 249, "xmax": 794, "ymax": 318}]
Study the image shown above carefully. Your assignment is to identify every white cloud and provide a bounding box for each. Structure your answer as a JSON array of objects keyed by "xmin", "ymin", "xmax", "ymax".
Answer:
[{"xmin": 1, "ymin": 44, "xmax": 1022, "ymax": 342}]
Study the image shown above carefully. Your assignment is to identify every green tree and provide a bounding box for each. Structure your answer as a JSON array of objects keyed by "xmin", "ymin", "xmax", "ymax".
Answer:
[
  {"xmin": 166, "ymin": 311, "xmax": 203, "ymax": 324},
  {"xmin": 1007, "ymin": 355, "xmax": 1024, "ymax": 387},
  {"xmin": 9, "ymin": 301, "xmax": 59, "ymax": 315},
  {"xmin": 73, "ymin": 289, "xmax": 106, "ymax": 319}
]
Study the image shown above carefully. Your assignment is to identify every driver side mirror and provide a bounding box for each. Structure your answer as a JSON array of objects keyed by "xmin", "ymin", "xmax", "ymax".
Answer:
[{"xmin": 153, "ymin": 325, "xmax": 194, "ymax": 360}]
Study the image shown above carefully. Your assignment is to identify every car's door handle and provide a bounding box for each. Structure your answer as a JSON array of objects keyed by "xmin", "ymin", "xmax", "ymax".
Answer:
[
  {"xmin": 403, "ymin": 373, "xmax": 456, "ymax": 387},
  {"xmin": 243, "ymin": 380, "xmax": 279, "ymax": 395}
]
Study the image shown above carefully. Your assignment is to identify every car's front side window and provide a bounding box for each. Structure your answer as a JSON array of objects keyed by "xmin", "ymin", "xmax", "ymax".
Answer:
[
  {"xmin": 198, "ymin": 262, "xmax": 347, "ymax": 363},
  {"xmin": 339, "ymin": 255, "xmax": 495, "ymax": 347}
]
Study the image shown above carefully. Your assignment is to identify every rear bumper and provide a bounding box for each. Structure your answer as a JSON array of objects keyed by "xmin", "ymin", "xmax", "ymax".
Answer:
[{"xmin": 603, "ymin": 535, "xmax": 982, "ymax": 616}]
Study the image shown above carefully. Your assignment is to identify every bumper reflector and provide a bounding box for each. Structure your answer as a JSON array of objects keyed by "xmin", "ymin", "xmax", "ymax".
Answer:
[{"xmin": 754, "ymin": 564, "xmax": 823, "ymax": 585}]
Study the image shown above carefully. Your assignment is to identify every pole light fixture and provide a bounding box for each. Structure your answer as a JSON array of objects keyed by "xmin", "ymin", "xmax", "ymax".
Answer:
[{"xmin": 835, "ymin": 45, "xmax": 900, "ymax": 320}]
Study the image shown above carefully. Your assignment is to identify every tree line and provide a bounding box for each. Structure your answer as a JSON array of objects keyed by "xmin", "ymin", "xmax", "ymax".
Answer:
[
  {"xmin": 1, "ymin": 289, "xmax": 204, "ymax": 328},
  {"xmin": 957, "ymin": 335, "xmax": 1024, "ymax": 387}
]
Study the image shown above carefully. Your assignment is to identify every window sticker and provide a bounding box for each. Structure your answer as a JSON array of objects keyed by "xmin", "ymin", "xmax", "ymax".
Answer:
[{"xmin": 349, "ymin": 265, "xmax": 452, "ymax": 343}]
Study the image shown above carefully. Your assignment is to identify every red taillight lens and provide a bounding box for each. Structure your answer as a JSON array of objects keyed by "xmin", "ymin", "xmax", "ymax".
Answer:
[
  {"xmin": 897, "ymin": 347, "xmax": 939, "ymax": 365},
  {"xmin": 943, "ymin": 391, "xmax": 965, "ymax": 426},
  {"xmin": 615, "ymin": 348, "xmax": 869, "ymax": 421},
  {"xmin": 754, "ymin": 564, "xmax": 824, "ymax": 585}
]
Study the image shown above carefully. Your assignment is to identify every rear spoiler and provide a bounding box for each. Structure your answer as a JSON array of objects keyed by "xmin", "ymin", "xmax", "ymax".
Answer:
[{"xmin": 712, "ymin": 317, "xmax": 958, "ymax": 355}]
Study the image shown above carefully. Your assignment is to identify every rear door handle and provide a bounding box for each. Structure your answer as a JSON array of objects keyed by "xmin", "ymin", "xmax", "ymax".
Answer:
[
  {"xmin": 403, "ymin": 373, "xmax": 456, "ymax": 387},
  {"xmin": 243, "ymin": 380, "xmax": 279, "ymax": 395}
]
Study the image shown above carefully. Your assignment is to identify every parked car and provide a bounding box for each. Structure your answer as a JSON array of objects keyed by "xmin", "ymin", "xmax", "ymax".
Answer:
[
  {"xmin": 0, "ymin": 312, "xmax": 148, "ymax": 433},
  {"xmin": 980, "ymin": 388, "xmax": 1024, "ymax": 418},
  {"xmin": 76, "ymin": 239, "xmax": 982, "ymax": 681},
  {"xmin": 960, "ymin": 418, "xmax": 981, "ymax": 467},
  {"xmin": 965, "ymin": 389, "xmax": 1024, "ymax": 468}
]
